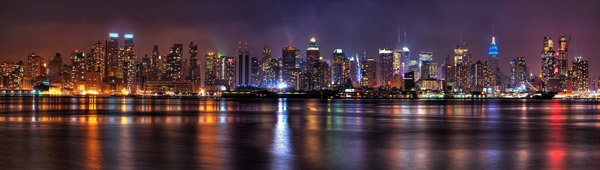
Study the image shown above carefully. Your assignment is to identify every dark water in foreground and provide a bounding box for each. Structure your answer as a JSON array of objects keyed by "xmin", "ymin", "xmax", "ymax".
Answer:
[{"xmin": 1, "ymin": 97, "xmax": 600, "ymax": 170}]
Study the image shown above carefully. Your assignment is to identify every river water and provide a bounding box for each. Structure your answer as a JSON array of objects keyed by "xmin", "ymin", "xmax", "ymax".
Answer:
[{"xmin": 0, "ymin": 97, "xmax": 599, "ymax": 170}]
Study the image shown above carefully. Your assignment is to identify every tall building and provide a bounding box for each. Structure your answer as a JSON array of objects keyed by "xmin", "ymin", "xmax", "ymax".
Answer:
[
  {"xmin": 236, "ymin": 41, "xmax": 250, "ymax": 86},
  {"xmin": 0, "ymin": 61, "xmax": 24, "ymax": 89},
  {"xmin": 223, "ymin": 56, "xmax": 236, "ymax": 87},
  {"xmin": 150, "ymin": 45, "xmax": 161, "ymax": 81},
  {"xmin": 379, "ymin": 49, "xmax": 393, "ymax": 86},
  {"xmin": 340, "ymin": 57, "xmax": 352, "ymax": 88},
  {"xmin": 557, "ymin": 36, "xmax": 569, "ymax": 77},
  {"xmin": 282, "ymin": 46, "xmax": 300, "ymax": 89},
  {"xmin": 571, "ymin": 57, "xmax": 589, "ymax": 92},
  {"xmin": 360, "ymin": 58, "xmax": 377, "ymax": 88},
  {"xmin": 105, "ymin": 33, "xmax": 122, "ymax": 80},
  {"xmin": 205, "ymin": 52, "xmax": 218, "ymax": 86},
  {"xmin": 48, "ymin": 53, "xmax": 63, "ymax": 83},
  {"xmin": 260, "ymin": 46, "xmax": 277, "ymax": 88},
  {"xmin": 90, "ymin": 41, "xmax": 106, "ymax": 80},
  {"xmin": 166, "ymin": 44, "xmax": 183, "ymax": 81},
  {"xmin": 122, "ymin": 34, "xmax": 137, "ymax": 90},
  {"xmin": 488, "ymin": 33, "xmax": 499, "ymax": 69},
  {"xmin": 189, "ymin": 41, "xmax": 200, "ymax": 81},
  {"xmin": 419, "ymin": 52, "xmax": 437, "ymax": 80},
  {"xmin": 541, "ymin": 36, "xmax": 557, "ymax": 89},
  {"xmin": 453, "ymin": 41, "xmax": 472, "ymax": 92},
  {"xmin": 250, "ymin": 57, "xmax": 260, "ymax": 86},
  {"xmin": 302, "ymin": 37, "xmax": 327, "ymax": 90},
  {"xmin": 71, "ymin": 50, "xmax": 87, "ymax": 83},
  {"xmin": 332, "ymin": 49, "xmax": 345, "ymax": 86},
  {"xmin": 510, "ymin": 56, "xmax": 528, "ymax": 87}
]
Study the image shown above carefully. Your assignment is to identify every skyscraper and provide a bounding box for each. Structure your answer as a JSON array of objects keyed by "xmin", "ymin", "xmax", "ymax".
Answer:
[
  {"xmin": 488, "ymin": 33, "xmax": 499, "ymax": 69},
  {"xmin": 419, "ymin": 52, "xmax": 437, "ymax": 80},
  {"xmin": 166, "ymin": 44, "xmax": 183, "ymax": 81},
  {"xmin": 90, "ymin": 41, "xmax": 105, "ymax": 80},
  {"xmin": 282, "ymin": 46, "xmax": 300, "ymax": 89},
  {"xmin": 236, "ymin": 41, "xmax": 250, "ymax": 86},
  {"xmin": 361, "ymin": 58, "xmax": 377, "ymax": 88},
  {"xmin": 557, "ymin": 36, "xmax": 569, "ymax": 77},
  {"xmin": 48, "ymin": 53, "xmax": 62, "ymax": 83},
  {"xmin": 71, "ymin": 50, "xmax": 86, "ymax": 83},
  {"xmin": 510, "ymin": 56, "xmax": 528, "ymax": 87},
  {"xmin": 332, "ymin": 49, "xmax": 345, "ymax": 86},
  {"xmin": 302, "ymin": 37, "xmax": 326, "ymax": 90},
  {"xmin": 150, "ymin": 45, "xmax": 161, "ymax": 81},
  {"xmin": 571, "ymin": 56, "xmax": 589, "ymax": 92},
  {"xmin": 105, "ymin": 33, "xmax": 121, "ymax": 80},
  {"xmin": 189, "ymin": 42, "xmax": 200, "ymax": 81},
  {"xmin": 379, "ymin": 49, "xmax": 393, "ymax": 86},
  {"xmin": 123, "ymin": 34, "xmax": 137, "ymax": 90},
  {"xmin": 453, "ymin": 41, "xmax": 472, "ymax": 92},
  {"xmin": 205, "ymin": 52, "xmax": 217, "ymax": 86},
  {"xmin": 260, "ymin": 46, "xmax": 277, "ymax": 88},
  {"xmin": 541, "ymin": 36, "xmax": 557, "ymax": 90},
  {"xmin": 250, "ymin": 56, "xmax": 260, "ymax": 86}
]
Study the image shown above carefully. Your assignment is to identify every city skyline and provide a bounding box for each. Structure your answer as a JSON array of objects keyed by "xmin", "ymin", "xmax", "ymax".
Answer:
[{"xmin": 1, "ymin": 0, "xmax": 599, "ymax": 78}]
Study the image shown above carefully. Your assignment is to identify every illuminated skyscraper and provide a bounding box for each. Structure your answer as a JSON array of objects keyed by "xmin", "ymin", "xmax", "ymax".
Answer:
[
  {"xmin": 0, "ymin": 61, "xmax": 24, "ymax": 89},
  {"xmin": 282, "ymin": 46, "xmax": 300, "ymax": 89},
  {"xmin": 166, "ymin": 44, "xmax": 183, "ymax": 81},
  {"xmin": 453, "ymin": 41, "xmax": 472, "ymax": 92},
  {"xmin": 541, "ymin": 36, "xmax": 557, "ymax": 90},
  {"xmin": 419, "ymin": 52, "xmax": 437, "ymax": 80},
  {"xmin": 557, "ymin": 36, "xmax": 569, "ymax": 77},
  {"xmin": 379, "ymin": 49, "xmax": 393, "ymax": 86},
  {"xmin": 236, "ymin": 41, "xmax": 250, "ymax": 86},
  {"xmin": 71, "ymin": 50, "xmax": 86, "ymax": 83},
  {"xmin": 24, "ymin": 53, "xmax": 47, "ymax": 88},
  {"xmin": 332, "ymin": 49, "xmax": 345, "ymax": 86},
  {"xmin": 223, "ymin": 56, "xmax": 236, "ymax": 87},
  {"xmin": 189, "ymin": 41, "xmax": 200, "ymax": 81},
  {"xmin": 105, "ymin": 33, "xmax": 122, "ymax": 80},
  {"xmin": 571, "ymin": 57, "xmax": 589, "ymax": 92},
  {"xmin": 205, "ymin": 52, "xmax": 217, "ymax": 86},
  {"xmin": 250, "ymin": 56, "xmax": 260, "ymax": 86},
  {"xmin": 360, "ymin": 58, "xmax": 377, "ymax": 88},
  {"xmin": 122, "ymin": 34, "xmax": 137, "ymax": 90},
  {"xmin": 488, "ymin": 33, "xmax": 499, "ymax": 69},
  {"xmin": 260, "ymin": 46, "xmax": 277, "ymax": 88},
  {"xmin": 301, "ymin": 37, "xmax": 327, "ymax": 90},
  {"xmin": 90, "ymin": 41, "xmax": 105, "ymax": 80},
  {"xmin": 150, "ymin": 45, "xmax": 161, "ymax": 81},
  {"xmin": 510, "ymin": 56, "xmax": 528, "ymax": 86}
]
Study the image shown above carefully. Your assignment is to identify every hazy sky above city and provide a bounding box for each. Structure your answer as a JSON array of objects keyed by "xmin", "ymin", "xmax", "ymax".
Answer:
[{"xmin": 1, "ymin": 0, "xmax": 599, "ymax": 77}]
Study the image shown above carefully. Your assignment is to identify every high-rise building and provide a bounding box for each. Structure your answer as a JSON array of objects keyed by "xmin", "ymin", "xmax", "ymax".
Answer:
[
  {"xmin": 379, "ymin": 49, "xmax": 393, "ymax": 86},
  {"xmin": 205, "ymin": 52, "xmax": 218, "ymax": 86},
  {"xmin": 71, "ymin": 50, "xmax": 87, "ymax": 83},
  {"xmin": 419, "ymin": 52, "xmax": 437, "ymax": 80},
  {"xmin": 571, "ymin": 57, "xmax": 589, "ymax": 92},
  {"xmin": 189, "ymin": 42, "xmax": 200, "ymax": 80},
  {"xmin": 236, "ymin": 41, "xmax": 250, "ymax": 86},
  {"xmin": 360, "ymin": 58, "xmax": 377, "ymax": 88},
  {"xmin": 223, "ymin": 56, "xmax": 236, "ymax": 87},
  {"xmin": 150, "ymin": 45, "xmax": 161, "ymax": 81},
  {"xmin": 510, "ymin": 56, "xmax": 528, "ymax": 87},
  {"xmin": 48, "ymin": 53, "xmax": 63, "ymax": 83},
  {"xmin": 541, "ymin": 36, "xmax": 557, "ymax": 90},
  {"xmin": 250, "ymin": 56, "xmax": 260, "ymax": 86},
  {"xmin": 260, "ymin": 46, "xmax": 278, "ymax": 88},
  {"xmin": 0, "ymin": 61, "xmax": 24, "ymax": 89},
  {"xmin": 302, "ymin": 37, "xmax": 327, "ymax": 90},
  {"xmin": 90, "ymin": 41, "xmax": 105, "ymax": 80},
  {"xmin": 166, "ymin": 44, "xmax": 183, "ymax": 81},
  {"xmin": 332, "ymin": 49, "xmax": 345, "ymax": 86},
  {"xmin": 557, "ymin": 36, "xmax": 569, "ymax": 77},
  {"xmin": 453, "ymin": 41, "xmax": 472, "ymax": 92},
  {"xmin": 488, "ymin": 33, "xmax": 499, "ymax": 70},
  {"xmin": 282, "ymin": 46, "xmax": 300, "ymax": 89},
  {"xmin": 105, "ymin": 33, "xmax": 122, "ymax": 80},
  {"xmin": 122, "ymin": 34, "xmax": 137, "ymax": 90},
  {"xmin": 340, "ymin": 57, "xmax": 352, "ymax": 88}
]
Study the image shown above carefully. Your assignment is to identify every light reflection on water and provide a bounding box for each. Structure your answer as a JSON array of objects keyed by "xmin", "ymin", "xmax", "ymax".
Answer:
[{"xmin": 1, "ymin": 97, "xmax": 600, "ymax": 169}]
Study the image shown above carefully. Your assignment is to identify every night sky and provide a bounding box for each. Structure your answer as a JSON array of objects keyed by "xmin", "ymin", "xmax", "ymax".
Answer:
[{"xmin": 1, "ymin": 0, "xmax": 599, "ymax": 77}]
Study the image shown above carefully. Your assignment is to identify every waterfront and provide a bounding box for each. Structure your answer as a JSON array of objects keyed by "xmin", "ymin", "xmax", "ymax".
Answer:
[{"xmin": 1, "ymin": 97, "xmax": 600, "ymax": 169}]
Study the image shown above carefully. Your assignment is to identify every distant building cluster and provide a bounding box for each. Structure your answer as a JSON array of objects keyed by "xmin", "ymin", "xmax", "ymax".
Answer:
[{"xmin": 0, "ymin": 32, "xmax": 594, "ymax": 96}]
